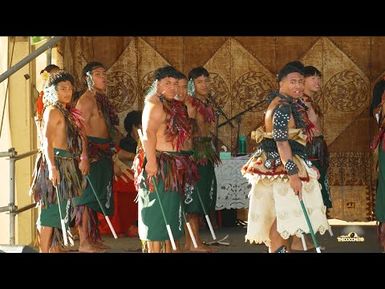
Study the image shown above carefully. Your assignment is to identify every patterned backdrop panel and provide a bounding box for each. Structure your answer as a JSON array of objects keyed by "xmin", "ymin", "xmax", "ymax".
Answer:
[
  {"xmin": 328, "ymin": 152, "xmax": 374, "ymax": 220},
  {"xmin": 61, "ymin": 36, "xmax": 385, "ymax": 221},
  {"xmin": 329, "ymin": 186, "xmax": 372, "ymax": 222}
]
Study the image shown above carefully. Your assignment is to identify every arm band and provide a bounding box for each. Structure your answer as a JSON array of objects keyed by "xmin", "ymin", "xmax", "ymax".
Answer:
[{"xmin": 284, "ymin": 159, "xmax": 299, "ymax": 175}]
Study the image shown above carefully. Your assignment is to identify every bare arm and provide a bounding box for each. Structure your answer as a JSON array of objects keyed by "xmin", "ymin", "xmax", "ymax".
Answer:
[
  {"xmin": 43, "ymin": 107, "xmax": 61, "ymax": 186},
  {"xmin": 75, "ymin": 93, "xmax": 93, "ymax": 133},
  {"xmin": 276, "ymin": 141, "xmax": 294, "ymax": 165},
  {"xmin": 118, "ymin": 149, "xmax": 136, "ymax": 163},
  {"xmin": 276, "ymin": 141, "xmax": 302, "ymax": 197},
  {"xmin": 272, "ymin": 105, "xmax": 302, "ymax": 196},
  {"xmin": 142, "ymin": 98, "xmax": 163, "ymax": 177},
  {"xmin": 186, "ymin": 96, "xmax": 197, "ymax": 119},
  {"xmin": 78, "ymin": 127, "xmax": 90, "ymax": 176}
]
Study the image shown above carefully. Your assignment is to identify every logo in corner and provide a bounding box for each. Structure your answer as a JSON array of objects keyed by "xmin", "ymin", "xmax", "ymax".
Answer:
[{"xmin": 337, "ymin": 231, "xmax": 365, "ymax": 242}]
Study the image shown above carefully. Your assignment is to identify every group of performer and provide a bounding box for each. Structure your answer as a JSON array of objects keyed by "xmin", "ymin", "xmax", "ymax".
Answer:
[
  {"xmin": 30, "ymin": 62, "xmax": 133, "ymax": 252},
  {"xmin": 29, "ymin": 62, "xmax": 220, "ymax": 253},
  {"xmin": 30, "ymin": 56, "xmax": 385, "ymax": 253}
]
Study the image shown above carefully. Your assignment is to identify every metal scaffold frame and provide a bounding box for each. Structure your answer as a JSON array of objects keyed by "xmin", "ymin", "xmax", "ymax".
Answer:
[
  {"xmin": 0, "ymin": 36, "xmax": 63, "ymax": 246},
  {"xmin": 0, "ymin": 148, "xmax": 38, "ymax": 245}
]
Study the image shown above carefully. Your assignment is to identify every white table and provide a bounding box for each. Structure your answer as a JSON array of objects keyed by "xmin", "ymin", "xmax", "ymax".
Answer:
[{"xmin": 215, "ymin": 157, "xmax": 251, "ymax": 210}]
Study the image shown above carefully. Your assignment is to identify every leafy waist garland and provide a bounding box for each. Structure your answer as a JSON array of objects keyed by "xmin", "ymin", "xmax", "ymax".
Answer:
[
  {"xmin": 88, "ymin": 141, "xmax": 115, "ymax": 163},
  {"xmin": 133, "ymin": 146, "xmax": 145, "ymax": 191},
  {"xmin": 95, "ymin": 92, "xmax": 119, "ymax": 138},
  {"xmin": 190, "ymin": 97, "xmax": 216, "ymax": 123},
  {"xmin": 160, "ymin": 97, "xmax": 192, "ymax": 151},
  {"xmin": 29, "ymin": 152, "xmax": 85, "ymax": 206},
  {"xmin": 134, "ymin": 149, "xmax": 199, "ymax": 197},
  {"xmin": 155, "ymin": 151, "xmax": 199, "ymax": 197},
  {"xmin": 192, "ymin": 137, "xmax": 221, "ymax": 166}
]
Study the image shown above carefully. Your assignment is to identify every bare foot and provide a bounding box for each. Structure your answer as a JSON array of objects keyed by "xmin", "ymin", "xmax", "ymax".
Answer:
[
  {"xmin": 291, "ymin": 243, "xmax": 314, "ymax": 251},
  {"xmin": 92, "ymin": 240, "xmax": 111, "ymax": 250},
  {"xmin": 79, "ymin": 243, "xmax": 106, "ymax": 253},
  {"xmin": 185, "ymin": 244, "xmax": 217, "ymax": 253},
  {"xmin": 49, "ymin": 245, "xmax": 66, "ymax": 253}
]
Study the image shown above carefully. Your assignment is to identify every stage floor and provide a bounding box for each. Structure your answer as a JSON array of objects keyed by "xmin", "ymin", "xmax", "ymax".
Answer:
[{"xmin": 88, "ymin": 219, "xmax": 383, "ymax": 253}]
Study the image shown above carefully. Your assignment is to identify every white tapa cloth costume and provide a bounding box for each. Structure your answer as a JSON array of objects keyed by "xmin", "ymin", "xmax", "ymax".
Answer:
[{"xmin": 241, "ymin": 94, "xmax": 331, "ymax": 247}]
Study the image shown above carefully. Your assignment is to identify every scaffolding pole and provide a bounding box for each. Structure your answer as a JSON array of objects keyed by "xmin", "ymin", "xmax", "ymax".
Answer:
[
  {"xmin": 0, "ymin": 148, "xmax": 38, "ymax": 245},
  {"xmin": 0, "ymin": 36, "xmax": 63, "ymax": 84}
]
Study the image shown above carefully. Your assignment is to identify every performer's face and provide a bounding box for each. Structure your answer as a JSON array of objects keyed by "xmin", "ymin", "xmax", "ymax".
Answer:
[
  {"xmin": 176, "ymin": 78, "xmax": 188, "ymax": 101},
  {"xmin": 56, "ymin": 81, "xmax": 73, "ymax": 105},
  {"xmin": 193, "ymin": 75, "xmax": 210, "ymax": 97},
  {"xmin": 304, "ymin": 74, "xmax": 321, "ymax": 94},
  {"xmin": 91, "ymin": 67, "xmax": 107, "ymax": 92},
  {"xmin": 279, "ymin": 72, "xmax": 304, "ymax": 99},
  {"xmin": 158, "ymin": 77, "xmax": 178, "ymax": 100}
]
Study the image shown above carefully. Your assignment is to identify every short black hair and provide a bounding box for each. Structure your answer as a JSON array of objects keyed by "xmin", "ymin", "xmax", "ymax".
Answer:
[
  {"xmin": 304, "ymin": 66, "xmax": 322, "ymax": 77},
  {"xmin": 48, "ymin": 70, "xmax": 75, "ymax": 88},
  {"xmin": 154, "ymin": 65, "xmax": 179, "ymax": 80},
  {"xmin": 371, "ymin": 78, "xmax": 385, "ymax": 116},
  {"xmin": 176, "ymin": 71, "xmax": 187, "ymax": 80},
  {"xmin": 277, "ymin": 61, "xmax": 304, "ymax": 82},
  {"xmin": 82, "ymin": 61, "xmax": 106, "ymax": 77},
  {"xmin": 188, "ymin": 66, "xmax": 209, "ymax": 80},
  {"xmin": 124, "ymin": 110, "xmax": 142, "ymax": 134},
  {"xmin": 40, "ymin": 64, "xmax": 60, "ymax": 74}
]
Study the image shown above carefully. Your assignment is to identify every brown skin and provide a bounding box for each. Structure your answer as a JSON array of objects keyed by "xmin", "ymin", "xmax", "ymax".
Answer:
[
  {"xmin": 290, "ymin": 73, "xmax": 324, "ymax": 251},
  {"xmin": 142, "ymin": 76, "xmax": 182, "ymax": 253},
  {"xmin": 75, "ymin": 66, "xmax": 126, "ymax": 252},
  {"xmin": 303, "ymin": 74, "xmax": 322, "ymax": 136},
  {"xmin": 266, "ymin": 72, "xmax": 320, "ymax": 252},
  {"xmin": 179, "ymin": 77, "xmax": 216, "ymax": 253},
  {"xmin": 188, "ymin": 75, "xmax": 214, "ymax": 137},
  {"xmin": 265, "ymin": 72, "xmax": 304, "ymax": 252},
  {"xmin": 40, "ymin": 80, "xmax": 89, "ymax": 253}
]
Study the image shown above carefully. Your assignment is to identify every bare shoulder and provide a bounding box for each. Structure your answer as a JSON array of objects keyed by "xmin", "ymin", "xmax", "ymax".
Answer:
[
  {"xmin": 267, "ymin": 97, "xmax": 282, "ymax": 111},
  {"xmin": 185, "ymin": 95, "xmax": 195, "ymax": 108},
  {"xmin": 144, "ymin": 96, "xmax": 164, "ymax": 121},
  {"xmin": 265, "ymin": 97, "xmax": 283, "ymax": 120},
  {"xmin": 144, "ymin": 95, "xmax": 162, "ymax": 111},
  {"xmin": 185, "ymin": 96, "xmax": 197, "ymax": 117},
  {"xmin": 76, "ymin": 91, "xmax": 95, "ymax": 109},
  {"xmin": 145, "ymin": 93, "xmax": 161, "ymax": 105},
  {"xmin": 43, "ymin": 105, "xmax": 63, "ymax": 123}
]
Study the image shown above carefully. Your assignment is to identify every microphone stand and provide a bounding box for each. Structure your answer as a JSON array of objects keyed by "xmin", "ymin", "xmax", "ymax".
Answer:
[
  {"xmin": 218, "ymin": 99, "xmax": 267, "ymax": 155},
  {"xmin": 206, "ymin": 93, "xmax": 234, "ymax": 152},
  {"xmin": 207, "ymin": 93, "xmax": 236, "ymax": 128},
  {"xmin": 218, "ymin": 99, "xmax": 267, "ymax": 129},
  {"xmin": 234, "ymin": 115, "xmax": 242, "ymax": 155},
  {"xmin": 214, "ymin": 110, "xmax": 220, "ymax": 152}
]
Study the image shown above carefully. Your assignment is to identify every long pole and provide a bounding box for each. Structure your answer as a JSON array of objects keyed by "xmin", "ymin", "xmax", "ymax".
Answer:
[
  {"xmin": 86, "ymin": 176, "xmax": 118, "ymax": 239},
  {"xmin": 196, "ymin": 187, "xmax": 216, "ymax": 240},
  {"xmin": 137, "ymin": 129, "xmax": 177, "ymax": 251},
  {"xmin": 151, "ymin": 178, "xmax": 177, "ymax": 251},
  {"xmin": 9, "ymin": 148, "xmax": 16, "ymax": 245},
  {"xmin": 181, "ymin": 202, "xmax": 198, "ymax": 248},
  {"xmin": 298, "ymin": 197, "xmax": 321, "ymax": 253},
  {"xmin": 54, "ymin": 185, "xmax": 69, "ymax": 246}
]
